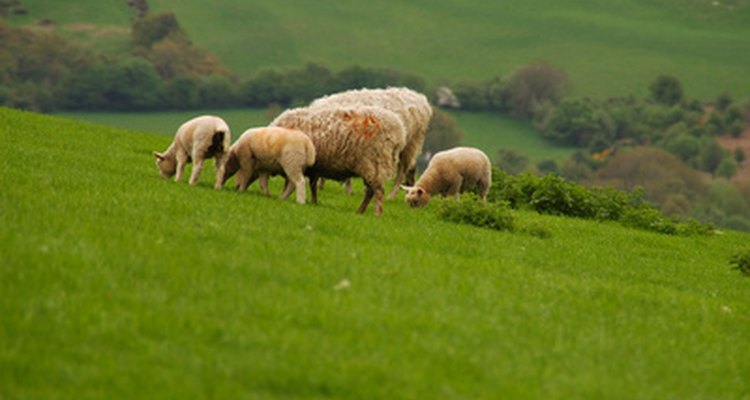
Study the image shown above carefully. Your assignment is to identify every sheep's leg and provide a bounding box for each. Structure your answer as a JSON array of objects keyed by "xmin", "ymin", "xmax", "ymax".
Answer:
[
  {"xmin": 189, "ymin": 156, "xmax": 205, "ymax": 186},
  {"xmin": 357, "ymin": 183, "xmax": 384, "ymax": 216},
  {"xmin": 405, "ymin": 166, "xmax": 417, "ymax": 186},
  {"xmin": 175, "ymin": 151, "xmax": 189, "ymax": 182},
  {"xmin": 344, "ymin": 178, "xmax": 353, "ymax": 195},
  {"xmin": 357, "ymin": 186, "xmax": 374, "ymax": 214},
  {"xmin": 387, "ymin": 166, "xmax": 406, "ymax": 200},
  {"xmin": 309, "ymin": 175, "xmax": 319, "ymax": 204},
  {"xmin": 237, "ymin": 170, "xmax": 259, "ymax": 192}
]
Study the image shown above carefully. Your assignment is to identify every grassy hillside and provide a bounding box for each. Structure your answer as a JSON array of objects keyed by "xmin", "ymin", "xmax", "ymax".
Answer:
[
  {"xmin": 9, "ymin": 0, "xmax": 750, "ymax": 98},
  {"xmin": 2, "ymin": 107, "xmax": 750, "ymax": 398}
]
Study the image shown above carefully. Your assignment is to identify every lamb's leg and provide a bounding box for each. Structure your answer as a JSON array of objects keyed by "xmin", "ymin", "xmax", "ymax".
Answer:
[
  {"xmin": 445, "ymin": 175, "xmax": 464, "ymax": 197},
  {"xmin": 213, "ymin": 154, "xmax": 225, "ymax": 190},
  {"xmin": 478, "ymin": 175, "xmax": 491, "ymax": 201},
  {"xmin": 281, "ymin": 167, "xmax": 306, "ymax": 204},
  {"xmin": 279, "ymin": 177, "xmax": 294, "ymax": 200},
  {"xmin": 189, "ymin": 156, "xmax": 205, "ymax": 185},
  {"xmin": 258, "ymin": 173, "xmax": 272, "ymax": 196},
  {"xmin": 344, "ymin": 178, "xmax": 353, "ymax": 195},
  {"xmin": 175, "ymin": 151, "xmax": 189, "ymax": 183}
]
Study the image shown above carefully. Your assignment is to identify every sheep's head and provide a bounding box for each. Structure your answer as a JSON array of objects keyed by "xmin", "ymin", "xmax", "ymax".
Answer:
[
  {"xmin": 153, "ymin": 151, "xmax": 176, "ymax": 178},
  {"xmin": 401, "ymin": 185, "xmax": 431, "ymax": 208}
]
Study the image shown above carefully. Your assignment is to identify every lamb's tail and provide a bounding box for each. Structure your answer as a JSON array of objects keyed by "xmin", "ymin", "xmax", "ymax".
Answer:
[{"xmin": 305, "ymin": 140, "xmax": 316, "ymax": 167}]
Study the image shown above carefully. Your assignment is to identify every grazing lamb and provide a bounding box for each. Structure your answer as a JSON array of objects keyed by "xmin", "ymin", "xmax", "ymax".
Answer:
[
  {"xmin": 309, "ymin": 87, "xmax": 433, "ymax": 199},
  {"xmin": 270, "ymin": 105, "xmax": 406, "ymax": 215},
  {"xmin": 152, "ymin": 115, "xmax": 231, "ymax": 189},
  {"xmin": 402, "ymin": 147, "xmax": 491, "ymax": 208},
  {"xmin": 220, "ymin": 127, "xmax": 315, "ymax": 204}
]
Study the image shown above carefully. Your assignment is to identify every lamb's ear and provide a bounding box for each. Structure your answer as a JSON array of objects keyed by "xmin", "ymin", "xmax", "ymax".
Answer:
[
  {"xmin": 400, "ymin": 185, "xmax": 413, "ymax": 192},
  {"xmin": 416, "ymin": 187, "xmax": 425, "ymax": 196},
  {"xmin": 152, "ymin": 151, "xmax": 164, "ymax": 161}
]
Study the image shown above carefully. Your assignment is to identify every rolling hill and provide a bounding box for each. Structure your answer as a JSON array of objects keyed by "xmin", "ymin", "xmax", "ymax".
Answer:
[
  {"xmin": 2, "ymin": 107, "xmax": 749, "ymax": 398},
  {"xmin": 8, "ymin": 0, "xmax": 750, "ymax": 99}
]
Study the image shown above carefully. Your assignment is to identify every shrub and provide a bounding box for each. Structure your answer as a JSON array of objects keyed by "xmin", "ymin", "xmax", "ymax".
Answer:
[
  {"xmin": 436, "ymin": 194, "xmax": 515, "ymax": 232},
  {"xmin": 649, "ymin": 75, "xmax": 683, "ymax": 106},
  {"xmin": 504, "ymin": 61, "xmax": 568, "ymax": 118},
  {"xmin": 729, "ymin": 249, "xmax": 750, "ymax": 276},
  {"xmin": 619, "ymin": 207, "xmax": 677, "ymax": 235},
  {"xmin": 495, "ymin": 148, "xmax": 529, "ymax": 175}
]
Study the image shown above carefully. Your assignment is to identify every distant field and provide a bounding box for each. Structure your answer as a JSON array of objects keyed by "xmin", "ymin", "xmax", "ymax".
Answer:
[
  {"xmin": 56, "ymin": 109, "xmax": 271, "ymax": 137},
  {"xmin": 56, "ymin": 109, "xmax": 575, "ymax": 163},
  {"xmin": 9, "ymin": 0, "xmax": 750, "ymax": 99},
  {"xmin": 3, "ymin": 107, "xmax": 750, "ymax": 399}
]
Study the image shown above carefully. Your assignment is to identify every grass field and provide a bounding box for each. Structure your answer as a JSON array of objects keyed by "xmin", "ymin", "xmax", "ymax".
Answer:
[
  {"xmin": 9, "ymin": 0, "xmax": 750, "ymax": 99},
  {"xmin": 2, "ymin": 107, "xmax": 750, "ymax": 398}
]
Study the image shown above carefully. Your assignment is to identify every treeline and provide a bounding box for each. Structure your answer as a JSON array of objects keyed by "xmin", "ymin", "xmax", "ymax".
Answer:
[{"xmin": 0, "ymin": 12, "xmax": 426, "ymax": 112}]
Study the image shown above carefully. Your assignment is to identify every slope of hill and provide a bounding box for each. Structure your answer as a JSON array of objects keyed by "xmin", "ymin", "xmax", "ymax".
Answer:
[
  {"xmin": 2, "ymin": 107, "xmax": 749, "ymax": 398},
  {"xmin": 8, "ymin": 0, "xmax": 750, "ymax": 98}
]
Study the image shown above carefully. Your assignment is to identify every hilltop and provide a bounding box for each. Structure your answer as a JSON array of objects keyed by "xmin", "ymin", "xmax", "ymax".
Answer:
[{"xmin": 2, "ymin": 107, "xmax": 749, "ymax": 398}]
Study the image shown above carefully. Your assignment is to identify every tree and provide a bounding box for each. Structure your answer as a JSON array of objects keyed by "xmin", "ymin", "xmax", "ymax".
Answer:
[
  {"xmin": 541, "ymin": 98, "xmax": 609, "ymax": 146},
  {"xmin": 131, "ymin": 12, "xmax": 186, "ymax": 49},
  {"xmin": 594, "ymin": 147, "xmax": 707, "ymax": 208},
  {"xmin": 649, "ymin": 75, "xmax": 683, "ymax": 106},
  {"xmin": 503, "ymin": 61, "xmax": 568, "ymax": 118},
  {"xmin": 103, "ymin": 58, "xmax": 162, "ymax": 110},
  {"xmin": 162, "ymin": 75, "xmax": 200, "ymax": 109},
  {"xmin": 199, "ymin": 75, "xmax": 235, "ymax": 108}
]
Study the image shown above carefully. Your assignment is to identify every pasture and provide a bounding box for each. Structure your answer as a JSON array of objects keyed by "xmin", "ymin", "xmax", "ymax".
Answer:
[
  {"xmin": 2, "ymin": 107, "xmax": 749, "ymax": 398},
  {"xmin": 8, "ymin": 0, "xmax": 750, "ymax": 98}
]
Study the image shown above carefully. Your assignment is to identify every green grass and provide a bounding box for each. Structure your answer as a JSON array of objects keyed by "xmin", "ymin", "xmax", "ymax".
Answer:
[
  {"xmin": 448, "ymin": 111, "xmax": 577, "ymax": 163},
  {"xmin": 2, "ymin": 107, "xmax": 750, "ymax": 398},
  {"xmin": 8, "ymin": 0, "xmax": 750, "ymax": 98}
]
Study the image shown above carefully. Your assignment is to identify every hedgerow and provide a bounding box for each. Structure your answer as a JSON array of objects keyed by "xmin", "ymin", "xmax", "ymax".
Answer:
[{"xmin": 488, "ymin": 168, "xmax": 714, "ymax": 235}]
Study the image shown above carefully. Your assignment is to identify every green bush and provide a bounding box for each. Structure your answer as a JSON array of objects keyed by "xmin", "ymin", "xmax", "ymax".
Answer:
[
  {"xmin": 436, "ymin": 194, "xmax": 515, "ymax": 232},
  {"xmin": 488, "ymin": 168, "xmax": 712, "ymax": 235},
  {"xmin": 729, "ymin": 249, "xmax": 750, "ymax": 276}
]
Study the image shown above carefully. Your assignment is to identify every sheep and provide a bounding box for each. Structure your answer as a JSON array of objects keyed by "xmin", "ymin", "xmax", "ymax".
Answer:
[
  {"xmin": 401, "ymin": 147, "xmax": 491, "ymax": 208},
  {"xmin": 270, "ymin": 105, "xmax": 407, "ymax": 215},
  {"xmin": 152, "ymin": 115, "xmax": 231, "ymax": 189},
  {"xmin": 219, "ymin": 127, "xmax": 316, "ymax": 204},
  {"xmin": 309, "ymin": 87, "xmax": 433, "ymax": 199}
]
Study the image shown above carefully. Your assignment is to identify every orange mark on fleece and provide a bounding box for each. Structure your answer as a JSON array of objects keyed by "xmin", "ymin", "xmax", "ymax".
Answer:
[
  {"xmin": 343, "ymin": 112, "xmax": 381, "ymax": 139},
  {"xmin": 260, "ymin": 129, "xmax": 285, "ymax": 154}
]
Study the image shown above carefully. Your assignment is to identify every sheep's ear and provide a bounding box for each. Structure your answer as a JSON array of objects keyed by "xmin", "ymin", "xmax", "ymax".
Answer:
[
  {"xmin": 400, "ymin": 185, "xmax": 413, "ymax": 192},
  {"xmin": 153, "ymin": 151, "xmax": 164, "ymax": 161}
]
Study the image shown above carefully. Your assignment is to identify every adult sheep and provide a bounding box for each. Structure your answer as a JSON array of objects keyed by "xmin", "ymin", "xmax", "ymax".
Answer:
[
  {"xmin": 402, "ymin": 147, "xmax": 491, "ymax": 208},
  {"xmin": 220, "ymin": 127, "xmax": 316, "ymax": 204},
  {"xmin": 270, "ymin": 105, "xmax": 406, "ymax": 215},
  {"xmin": 152, "ymin": 115, "xmax": 231, "ymax": 189},
  {"xmin": 309, "ymin": 87, "xmax": 432, "ymax": 199}
]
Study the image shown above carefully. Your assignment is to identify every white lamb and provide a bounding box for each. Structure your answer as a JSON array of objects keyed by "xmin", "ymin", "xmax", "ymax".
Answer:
[
  {"xmin": 402, "ymin": 147, "xmax": 492, "ymax": 208},
  {"xmin": 309, "ymin": 87, "xmax": 433, "ymax": 199},
  {"xmin": 220, "ymin": 127, "xmax": 316, "ymax": 204},
  {"xmin": 271, "ymin": 105, "xmax": 406, "ymax": 215},
  {"xmin": 152, "ymin": 115, "xmax": 231, "ymax": 189}
]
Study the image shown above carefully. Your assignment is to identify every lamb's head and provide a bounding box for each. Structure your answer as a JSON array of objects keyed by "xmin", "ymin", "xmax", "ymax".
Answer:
[
  {"xmin": 152, "ymin": 151, "xmax": 176, "ymax": 178},
  {"xmin": 402, "ymin": 185, "xmax": 431, "ymax": 208}
]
